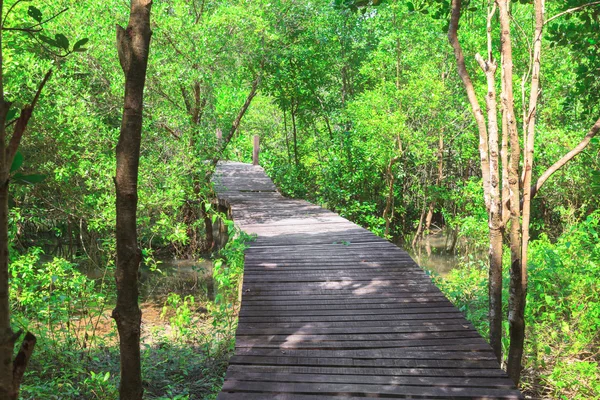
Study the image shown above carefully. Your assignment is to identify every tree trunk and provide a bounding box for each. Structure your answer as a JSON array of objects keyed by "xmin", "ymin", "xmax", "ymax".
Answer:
[
  {"xmin": 412, "ymin": 202, "xmax": 427, "ymax": 248},
  {"xmin": 477, "ymin": 3, "xmax": 504, "ymax": 361},
  {"xmin": 291, "ymin": 99, "xmax": 299, "ymax": 168},
  {"xmin": 0, "ymin": 27, "xmax": 51, "ymax": 397},
  {"xmin": 450, "ymin": 0, "xmax": 504, "ymax": 362},
  {"xmin": 506, "ymin": 0, "xmax": 543, "ymax": 384},
  {"xmin": 112, "ymin": 2, "xmax": 152, "ymax": 399},
  {"xmin": 0, "ymin": 179, "xmax": 15, "ymax": 400},
  {"xmin": 283, "ymin": 107, "xmax": 291, "ymax": 164},
  {"xmin": 383, "ymin": 156, "xmax": 400, "ymax": 237}
]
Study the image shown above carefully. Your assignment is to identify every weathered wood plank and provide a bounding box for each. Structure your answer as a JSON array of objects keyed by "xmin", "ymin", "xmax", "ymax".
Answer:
[
  {"xmin": 224, "ymin": 370, "xmax": 517, "ymax": 388},
  {"xmin": 220, "ymin": 380, "xmax": 523, "ymax": 399}
]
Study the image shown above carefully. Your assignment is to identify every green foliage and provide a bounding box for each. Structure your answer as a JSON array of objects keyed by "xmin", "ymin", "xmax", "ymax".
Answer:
[
  {"xmin": 9, "ymin": 247, "xmax": 111, "ymax": 342},
  {"xmin": 1, "ymin": 0, "xmax": 599, "ymax": 398},
  {"xmin": 438, "ymin": 214, "xmax": 600, "ymax": 398},
  {"xmin": 210, "ymin": 222, "xmax": 253, "ymax": 346},
  {"xmin": 161, "ymin": 293, "xmax": 197, "ymax": 338}
]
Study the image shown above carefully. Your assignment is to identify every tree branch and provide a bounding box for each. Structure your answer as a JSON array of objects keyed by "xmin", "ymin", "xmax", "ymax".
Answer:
[
  {"xmin": 531, "ymin": 116, "xmax": 600, "ymax": 199},
  {"xmin": 3, "ymin": 8, "xmax": 69, "ymax": 32},
  {"xmin": 158, "ymin": 123, "xmax": 181, "ymax": 140},
  {"xmin": 545, "ymin": 1, "xmax": 600, "ymax": 25},
  {"xmin": 448, "ymin": 0, "xmax": 492, "ymax": 211},
  {"xmin": 12, "ymin": 332, "xmax": 36, "ymax": 395},
  {"xmin": 209, "ymin": 70, "xmax": 262, "ymax": 170},
  {"xmin": 6, "ymin": 69, "xmax": 52, "ymax": 166}
]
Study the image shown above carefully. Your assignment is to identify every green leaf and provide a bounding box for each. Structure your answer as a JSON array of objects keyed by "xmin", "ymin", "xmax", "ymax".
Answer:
[
  {"xmin": 407, "ymin": 2, "xmax": 415, "ymax": 11},
  {"xmin": 28, "ymin": 6, "xmax": 43, "ymax": 22},
  {"xmin": 103, "ymin": 371, "xmax": 110, "ymax": 382},
  {"xmin": 39, "ymin": 35, "xmax": 58, "ymax": 48},
  {"xmin": 73, "ymin": 38, "xmax": 89, "ymax": 52},
  {"xmin": 6, "ymin": 108, "xmax": 18, "ymax": 121},
  {"xmin": 55, "ymin": 34, "xmax": 70, "ymax": 51},
  {"xmin": 12, "ymin": 173, "xmax": 47, "ymax": 185},
  {"xmin": 10, "ymin": 152, "xmax": 23, "ymax": 173}
]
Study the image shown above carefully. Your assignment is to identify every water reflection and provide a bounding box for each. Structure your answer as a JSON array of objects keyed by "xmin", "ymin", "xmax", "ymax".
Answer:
[{"xmin": 405, "ymin": 232, "xmax": 485, "ymax": 277}]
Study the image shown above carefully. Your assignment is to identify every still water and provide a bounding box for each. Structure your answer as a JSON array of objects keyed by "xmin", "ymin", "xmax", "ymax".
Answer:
[{"xmin": 404, "ymin": 232, "xmax": 484, "ymax": 277}]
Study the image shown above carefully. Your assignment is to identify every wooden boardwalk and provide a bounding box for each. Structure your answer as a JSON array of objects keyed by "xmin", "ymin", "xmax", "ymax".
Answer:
[{"xmin": 214, "ymin": 162, "xmax": 522, "ymax": 399}]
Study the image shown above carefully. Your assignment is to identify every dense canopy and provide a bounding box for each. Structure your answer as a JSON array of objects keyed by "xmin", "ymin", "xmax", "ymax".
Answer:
[{"xmin": 0, "ymin": 0, "xmax": 598, "ymax": 399}]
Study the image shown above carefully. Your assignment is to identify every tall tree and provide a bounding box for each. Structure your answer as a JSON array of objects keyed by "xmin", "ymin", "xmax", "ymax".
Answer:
[
  {"xmin": 447, "ymin": 0, "xmax": 600, "ymax": 384},
  {"xmin": 0, "ymin": 2, "xmax": 84, "ymax": 397},
  {"xmin": 112, "ymin": 1, "xmax": 152, "ymax": 398}
]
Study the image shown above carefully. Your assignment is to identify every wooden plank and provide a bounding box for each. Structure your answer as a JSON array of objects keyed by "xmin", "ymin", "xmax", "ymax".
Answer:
[
  {"xmin": 228, "ymin": 355, "xmax": 502, "ymax": 369},
  {"xmin": 220, "ymin": 380, "xmax": 523, "ymax": 399},
  {"xmin": 234, "ymin": 339, "xmax": 493, "ymax": 351},
  {"xmin": 225, "ymin": 364, "xmax": 510, "ymax": 378},
  {"xmin": 235, "ymin": 330, "xmax": 483, "ymax": 342},
  {"xmin": 238, "ymin": 306, "xmax": 458, "ymax": 317},
  {"xmin": 225, "ymin": 370, "xmax": 517, "ymax": 388},
  {"xmin": 239, "ymin": 300, "xmax": 454, "ymax": 311}
]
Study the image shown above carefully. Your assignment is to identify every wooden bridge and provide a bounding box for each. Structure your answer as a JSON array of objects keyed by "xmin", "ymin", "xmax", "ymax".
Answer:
[{"xmin": 214, "ymin": 162, "xmax": 522, "ymax": 399}]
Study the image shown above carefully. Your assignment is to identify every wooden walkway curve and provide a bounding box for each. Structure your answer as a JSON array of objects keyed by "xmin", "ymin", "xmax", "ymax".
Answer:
[{"xmin": 214, "ymin": 162, "xmax": 522, "ymax": 399}]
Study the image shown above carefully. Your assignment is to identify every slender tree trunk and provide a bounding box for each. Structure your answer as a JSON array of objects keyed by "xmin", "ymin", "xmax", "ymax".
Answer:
[
  {"xmin": 412, "ymin": 202, "xmax": 427, "ymax": 248},
  {"xmin": 182, "ymin": 80, "xmax": 208, "ymax": 255},
  {"xmin": 0, "ymin": 30, "xmax": 50, "ymax": 396},
  {"xmin": 424, "ymin": 131, "xmax": 445, "ymax": 234},
  {"xmin": 449, "ymin": 0, "xmax": 504, "ymax": 361},
  {"xmin": 283, "ymin": 107, "xmax": 291, "ymax": 164},
  {"xmin": 291, "ymin": 99, "xmax": 299, "ymax": 168},
  {"xmin": 113, "ymin": 2, "xmax": 152, "ymax": 399},
  {"xmin": 477, "ymin": 4, "xmax": 504, "ymax": 361},
  {"xmin": 424, "ymin": 203, "xmax": 434, "ymax": 234},
  {"xmin": 383, "ymin": 156, "xmax": 400, "ymax": 237},
  {"xmin": 506, "ymin": 0, "xmax": 543, "ymax": 384}
]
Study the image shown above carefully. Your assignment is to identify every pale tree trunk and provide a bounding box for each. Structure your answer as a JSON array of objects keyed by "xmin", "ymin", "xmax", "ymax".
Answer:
[
  {"xmin": 448, "ymin": 0, "xmax": 504, "ymax": 361},
  {"xmin": 424, "ymin": 130, "xmax": 445, "ymax": 233},
  {"xmin": 424, "ymin": 203, "xmax": 434, "ymax": 233},
  {"xmin": 476, "ymin": 3, "xmax": 503, "ymax": 361},
  {"xmin": 383, "ymin": 156, "xmax": 400, "ymax": 237},
  {"xmin": 411, "ymin": 201, "xmax": 427, "ymax": 248},
  {"xmin": 291, "ymin": 99, "xmax": 299, "ymax": 168},
  {"xmin": 497, "ymin": 1, "xmax": 524, "ymax": 375},
  {"xmin": 383, "ymin": 137, "xmax": 403, "ymax": 237},
  {"xmin": 283, "ymin": 107, "xmax": 291, "ymax": 164},
  {"xmin": 506, "ymin": 0, "xmax": 543, "ymax": 383},
  {"xmin": 112, "ymin": 1, "xmax": 152, "ymax": 399}
]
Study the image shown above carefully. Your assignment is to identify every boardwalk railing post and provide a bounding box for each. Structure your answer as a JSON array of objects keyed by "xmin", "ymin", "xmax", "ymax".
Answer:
[{"xmin": 253, "ymin": 135, "xmax": 260, "ymax": 165}]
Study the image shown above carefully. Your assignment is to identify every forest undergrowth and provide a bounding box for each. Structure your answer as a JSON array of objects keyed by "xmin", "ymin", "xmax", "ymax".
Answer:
[
  {"xmin": 434, "ymin": 212, "xmax": 600, "ymax": 399},
  {"xmin": 9, "ymin": 217, "xmax": 250, "ymax": 400}
]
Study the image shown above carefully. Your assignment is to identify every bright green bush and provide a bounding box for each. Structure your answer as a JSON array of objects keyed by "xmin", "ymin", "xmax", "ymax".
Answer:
[{"xmin": 437, "ymin": 213, "xmax": 600, "ymax": 398}]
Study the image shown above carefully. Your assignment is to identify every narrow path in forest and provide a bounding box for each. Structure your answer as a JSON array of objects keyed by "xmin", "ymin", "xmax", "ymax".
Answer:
[{"xmin": 213, "ymin": 161, "xmax": 523, "ymax": 399}]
